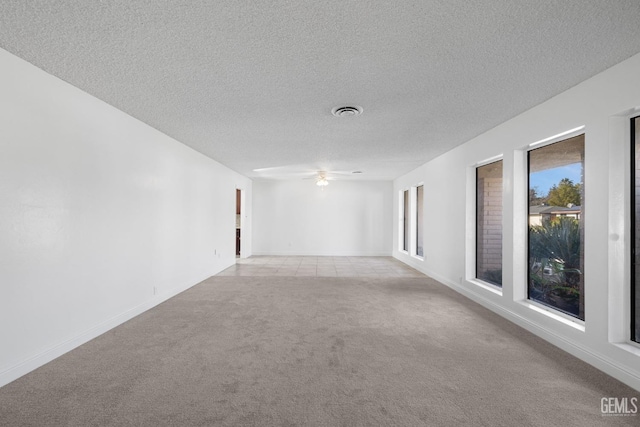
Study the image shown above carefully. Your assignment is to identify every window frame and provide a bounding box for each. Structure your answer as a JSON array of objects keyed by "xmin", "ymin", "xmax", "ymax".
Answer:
[
  {"xmin": 631, "ymin": 115, "xmax": 640, "ymax": 343},
  {"xmin": 526, "ymin": 131, "xmax": 586, "ymax": 322},
  {"xmin": 399, "ymin": 189, "xmax": 410, "ymax": 254},
  {"xmin": 415, "ymin": 184, "xmax": 424, "ymax": 259},
  {"xmin": 475, "ymin": 159, "xmax": 504, "ymax": 288}
]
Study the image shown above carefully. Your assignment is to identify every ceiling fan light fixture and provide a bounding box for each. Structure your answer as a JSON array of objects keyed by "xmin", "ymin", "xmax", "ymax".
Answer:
[
  {"xmin": 316, "ymin": 176, "xmax": 329, "ymax": 186},
  {"xmin": 331, "ymin": 106, "xmax": 363, "ymax": 117}
]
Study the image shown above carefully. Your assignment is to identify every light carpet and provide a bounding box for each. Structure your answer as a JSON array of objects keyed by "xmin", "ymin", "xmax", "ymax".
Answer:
[{"xmin": 0, "ymin": 275, "xmax": 637, "ymax": 426}]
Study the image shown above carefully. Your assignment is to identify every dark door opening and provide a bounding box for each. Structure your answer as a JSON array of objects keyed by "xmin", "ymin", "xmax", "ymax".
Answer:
[{"xmin": 236, "ymin": 189, "xmax": 241, "ymax": 257}]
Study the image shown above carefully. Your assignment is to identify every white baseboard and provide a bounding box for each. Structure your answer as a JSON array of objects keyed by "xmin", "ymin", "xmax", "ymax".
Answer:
[
  {"xmin": 251, "ymin": 251, "xmax": 392, "ymax": 257},
  {"xmin": 0, "ymin": 266, "xmax": 228, "ymax": 388},
  {"xmin": 392, "ymin": 254, "xmax": 640, "ymax": 392}
]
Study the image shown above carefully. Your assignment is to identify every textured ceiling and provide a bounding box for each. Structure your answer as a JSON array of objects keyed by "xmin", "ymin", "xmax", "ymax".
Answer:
[{"xmin": 2, "ymin": 1, "xmax": 640, "ymax": 180}]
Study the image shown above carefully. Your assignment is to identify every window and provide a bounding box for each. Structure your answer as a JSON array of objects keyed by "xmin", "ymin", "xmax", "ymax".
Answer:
[
  {"xmin": 632, "ymin": 116, "xmax": 640, "ymax": 342},
  {"xmin": 402, "ymin": 190, "xmax": 409, "ymax": 252},
  {"xmin": 528, "ymin": 134, "xmax": 585, "ymax": 320},
  {"xmin": 476, "ymin": 160, "xmax": 503, "ymax": 287},
  {"xmin": 416, "ymin": 185, "xmax": 424, "ymax": 257}
]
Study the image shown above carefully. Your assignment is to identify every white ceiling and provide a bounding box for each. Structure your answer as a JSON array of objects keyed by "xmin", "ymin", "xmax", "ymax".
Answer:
[{"xmin": 2, "ymin": 1, "xmax": 640, "ymax": 181}]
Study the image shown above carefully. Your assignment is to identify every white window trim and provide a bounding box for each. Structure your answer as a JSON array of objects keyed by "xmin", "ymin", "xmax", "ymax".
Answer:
[
  {"xmin": 411, "ymin": 183, "xmax": 424, "ymax": 260},
  {"xmin": 610, "ymin": 108, "xmax": 640, "ymax": 350},
  {"xmin": 516, "ymin": 126, "xmax": 586, "ymax": 322},
  {"xmin": 398, "ymin": 188, "xmax": 410, "ymax": 254},
  {"xmin": 519, "ymin": 299, "xmax": 586, "ymax": 332},
  {"xmin": 526, "ymin": 125, "xmax": 585, "ymax": 149},
  {"xmin": 466, "ymin": 155, "xmax": 504, "ymax": 295}
]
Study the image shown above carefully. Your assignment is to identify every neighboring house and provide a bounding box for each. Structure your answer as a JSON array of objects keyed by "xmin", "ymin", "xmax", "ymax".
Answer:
[{"xmin": 529, "ymin": 204, "xmax": 581, "ymax": 226}]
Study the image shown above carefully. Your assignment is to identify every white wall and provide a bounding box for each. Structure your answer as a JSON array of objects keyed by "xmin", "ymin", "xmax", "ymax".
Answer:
[
  {"xmin": 0, "ymin": 48, "xmax": 252, "ymax": 387},
  {"xmin": 253, "ymin": 180, "xmax": 392, "ymax": 256},
  {"xmin": 393, "ymin": 52, "xmax": 640, "ymax": 391}
]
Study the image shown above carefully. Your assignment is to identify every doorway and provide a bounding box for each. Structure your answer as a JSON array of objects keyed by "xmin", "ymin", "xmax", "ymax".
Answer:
[{"xmin": 236, "ymin": 189, "xmax": 241, "ymax": 258}]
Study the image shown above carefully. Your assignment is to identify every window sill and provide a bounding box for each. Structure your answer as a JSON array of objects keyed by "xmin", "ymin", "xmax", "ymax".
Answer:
[
  {"xmin": 611, "ymin": 342, "xmax": 640, "ymax": 357},
  {"xmin": 519, "ymin": 300, "xmax": 586, "ymax": 332},
  {"xmin": 467, "ymin": 278, "xmax": 503, "ymax": 296}
]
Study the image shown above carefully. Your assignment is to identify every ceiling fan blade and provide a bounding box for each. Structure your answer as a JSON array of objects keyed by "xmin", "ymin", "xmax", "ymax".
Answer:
[{"xmin": 325, "ymin": 171, "xmax": 354, "ymax": 176}]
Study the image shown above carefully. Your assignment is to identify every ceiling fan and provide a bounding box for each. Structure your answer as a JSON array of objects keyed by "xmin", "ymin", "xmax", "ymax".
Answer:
[
  {"xmin": 252, "ymin": 165, "xmax": 360, "ymax": 185},
  {"xmin": 303, "ymin": 171, "xmax": 348, "ymax": 187}
]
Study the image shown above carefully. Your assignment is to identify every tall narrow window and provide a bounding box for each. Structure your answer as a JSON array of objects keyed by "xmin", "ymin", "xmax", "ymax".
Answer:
[
  {"xmin": 632, "ymin": 116, "xmax": 640, "ymax": 342},
  {"xmin": 476, "ymin": 160, "xmax": 503, "ymax": 287},
  {"xmin": 528, "ymin": 134, "xmax": 585, "ymax": 320},
  {"xmin": 403, "ymin": 190, "xmax": 409, "ymax": 252},
  {"xmin": 416, "ymin": 185, "xmax": 424, "ymax": 257}
]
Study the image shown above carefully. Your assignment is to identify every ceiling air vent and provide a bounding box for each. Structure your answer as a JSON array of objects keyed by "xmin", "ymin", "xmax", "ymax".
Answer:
[{"xmin": 331, "ymin": 106, "xmax": 363, "ymax": 117}]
